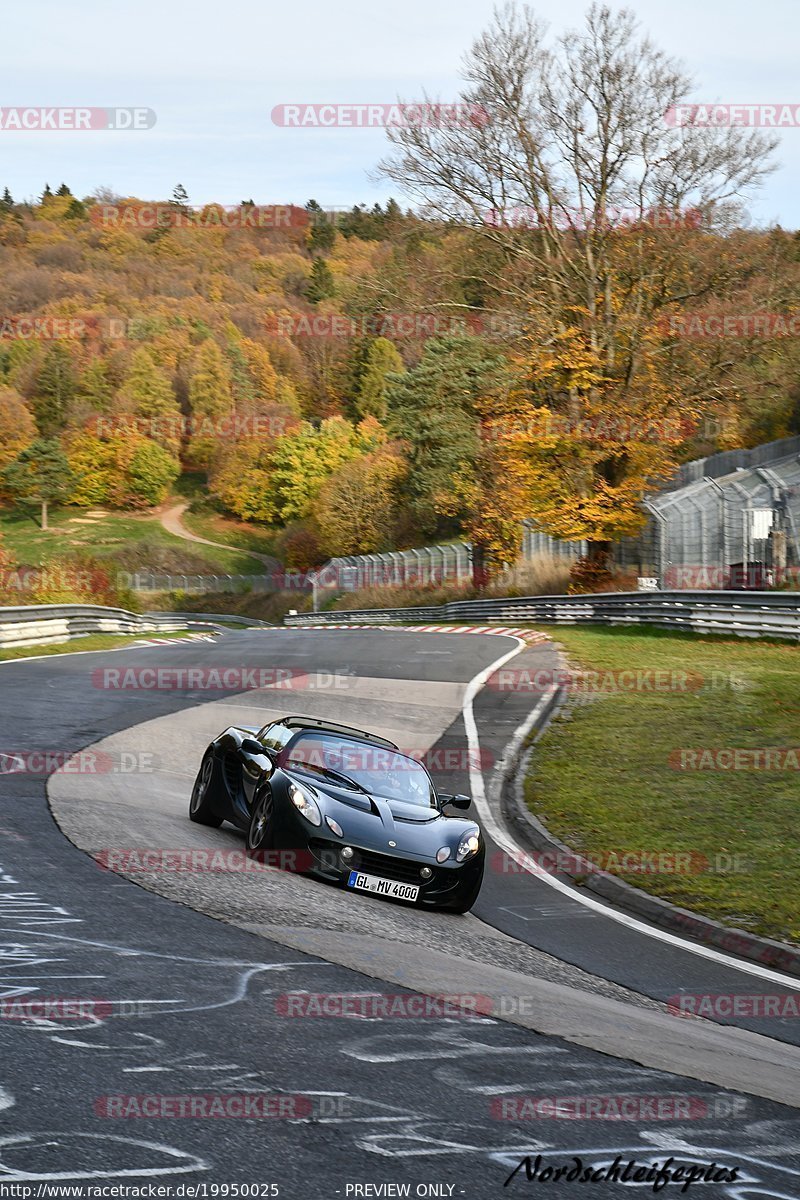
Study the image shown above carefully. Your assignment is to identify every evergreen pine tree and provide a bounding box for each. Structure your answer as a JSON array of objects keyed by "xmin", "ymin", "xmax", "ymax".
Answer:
[
  {"xmin": 386, "ymin": 336, "xmax": 505, "ymax": 535},
  {"xmin": 352, "ymin": 337, "xmax": 405, "ymax": 421},
  {"xmin": 305, "ymin": 200, "xmax": 336, "ymax": 253},
  {"xmin": 1, "ymin": 438, "xmax": 74, "ymax": 529},
  {"xmin": 116, "ymin": 348, "xmax": 182, "ymax": 450},
  {"xmin": 305, "ymin": 258, "xmax": 335, "ymax": 303},
  {"xmin": 76, "ymin": 357, "xmax": 113, "ymax": 412},
  {"xmin": 32, "ymin": 344, "xmax": 75, "ymax": 436},
  {"xmin": 187, "ymin": 339, "xmax": 233, "ymax": 465}
]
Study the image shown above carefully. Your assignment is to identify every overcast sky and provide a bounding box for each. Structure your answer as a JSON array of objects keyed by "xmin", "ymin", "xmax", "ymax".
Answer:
[{"xmin": 2, "ymin": 0, "xmax": 797, "ymax": 228}]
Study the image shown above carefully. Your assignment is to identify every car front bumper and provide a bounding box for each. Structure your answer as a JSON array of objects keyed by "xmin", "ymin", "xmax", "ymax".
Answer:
[{"xmin": 306, "ymin": 834, "xmax": 485, "ymax": 908}]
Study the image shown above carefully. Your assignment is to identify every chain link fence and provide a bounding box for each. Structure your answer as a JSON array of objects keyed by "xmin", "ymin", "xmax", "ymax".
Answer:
[
  {"xmin": 312, "ymin": 437, "xmax": 800, "ymax": 599},
  {"xmin": 617, "ymin": 437, "xmax": 800, "ymax": 588},
  {"xmin": 310, "ymin": 528, "xmax": 586, "ymax": 605},
  {"xmin": 120, "ymin": 571, "xmax": 311, "ymax": 595}
]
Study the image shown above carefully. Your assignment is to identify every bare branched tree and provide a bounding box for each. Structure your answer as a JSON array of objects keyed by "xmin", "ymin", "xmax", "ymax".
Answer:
[
  {"xmin": 378, "ymin": 4, "xmax": 780, "ymax": 565},
  {"xmin": 379, "ymin": 3, "xmax": 777, "ymax": 344}
]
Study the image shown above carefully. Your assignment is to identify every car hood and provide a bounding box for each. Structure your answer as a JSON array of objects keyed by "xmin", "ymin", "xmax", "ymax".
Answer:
[{"xmin": 286, "ymin": 769, "xmax": 478, "ymax": 858}]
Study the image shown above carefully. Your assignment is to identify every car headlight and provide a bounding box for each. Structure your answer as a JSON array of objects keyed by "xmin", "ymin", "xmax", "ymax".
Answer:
[
  {"xmin": 436, "ymin": 846, "xmax": 451, "ymax": 863},
  {"xmin": 325, "ymin": 816, "xmax": 343, "ymax": 837},
  {"xmin": 289, "ymin": 781, "xmax": 322, "ymax": 826},
  {"xmin": 456, "ymin": 831, "xmax": 481, "ymax": 862}
]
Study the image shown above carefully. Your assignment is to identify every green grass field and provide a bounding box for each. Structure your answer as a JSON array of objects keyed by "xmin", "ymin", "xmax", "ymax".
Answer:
[
  {"xmin": 0, "ymin": 505, "xmax": 266, "ymax": 575},
  {"xmin": 524, "ymin": 625, "xmax": 800, "ymax": 944},
  {"xmin": 0, "ymin": 630, "xmax": 195, "ymax": 662},
  {"xmin": 175, "ymin": 473, "xmax": 278, "ymax": 559},
  {"xmin": 180, "ymin": 508, "xmax": 277, "ymax": 559}
]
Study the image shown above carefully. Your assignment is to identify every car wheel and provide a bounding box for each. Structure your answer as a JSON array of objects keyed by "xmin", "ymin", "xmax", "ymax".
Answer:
[
  {"xmin": 247, "ymin": 785, "xmax": 274, "ymax": 855},
  {"xmin": 189, "ymin": 753, "xmax": 223, "ymax": 827}
]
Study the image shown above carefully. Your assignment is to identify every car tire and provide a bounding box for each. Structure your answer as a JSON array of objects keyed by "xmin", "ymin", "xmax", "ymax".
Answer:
[
  {"xmin": 247, "ymin": 784, "xmax": 275, "ymax": 855},
  {"xmin": 189, "ymin": 753, "xmax": 223, "ymax": 827}
]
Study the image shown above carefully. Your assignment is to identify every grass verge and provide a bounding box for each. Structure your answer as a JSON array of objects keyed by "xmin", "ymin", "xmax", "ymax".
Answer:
[
  {"xmin": 0, "ymin": 630, "xmax": 196, "ymax": 662},
  {"xmin": 524, "ymin": 625, "xmax": 800, "ymax": 945}
]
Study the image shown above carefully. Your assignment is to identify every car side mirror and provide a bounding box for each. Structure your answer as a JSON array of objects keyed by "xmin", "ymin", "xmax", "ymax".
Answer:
[
  {"xmin": 438, "ymin": 792, "xmax": 471, "ymax": 810},
  {"xmin": 241, "ymin": 737, "xmax": 265, "ymax": 756}
]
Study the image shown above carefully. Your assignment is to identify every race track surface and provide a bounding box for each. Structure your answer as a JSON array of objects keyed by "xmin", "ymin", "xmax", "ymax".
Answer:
[{"xmin": 0, "ymin": 627, "xmax": 798, "ymax": 1195}]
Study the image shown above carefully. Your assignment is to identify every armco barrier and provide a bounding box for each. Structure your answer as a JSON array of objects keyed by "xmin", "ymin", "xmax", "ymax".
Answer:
[
  {"xmin": 144, "ymin": 611, "xmax": 273, "ymax": 629},
  {"xmin": 0, "ymin": 604, "xmax": 271, "ymax": 650},
  {"xmin": 283, "ymin": 590, "xmax": 800, "ymax": 641}
]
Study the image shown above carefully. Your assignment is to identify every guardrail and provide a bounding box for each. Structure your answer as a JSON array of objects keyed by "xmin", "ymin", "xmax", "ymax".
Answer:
[
  {"xmin": 284, "ymin": 590, "xmax": 800, "ymax": 641},
  {"xmin": 0, "ymin": 604, "xmax": 272, "ymax": 650},
  {"xmin": 145, "ymin": 611, "xmax": 273, "ymax": 629}
]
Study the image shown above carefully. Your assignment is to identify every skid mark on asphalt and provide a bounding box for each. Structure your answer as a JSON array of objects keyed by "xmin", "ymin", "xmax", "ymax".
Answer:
[
  {"xmin": 0, "ymin": 1133, "xmax": 207, "ymax": 1182},
  {"xmin": 0, "ymin": 859, "xmax": 798, "ymax": 1190},
  {"xmin": 341, "ymin": 1029, "xmax": 560, "ymax": 1064},
  {"xmin": 0, "ymin": 859, "xmax": 342, "ymax": 1037},
  {"xmin": 331, "ymin": 1023, "xmax": 800, "ymax": 1179}
]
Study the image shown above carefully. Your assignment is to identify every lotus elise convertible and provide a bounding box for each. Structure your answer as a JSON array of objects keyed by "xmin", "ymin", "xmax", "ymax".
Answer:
[{"xmin": 188, "ymin": 715, "xmax": 484, "ymax": 912}]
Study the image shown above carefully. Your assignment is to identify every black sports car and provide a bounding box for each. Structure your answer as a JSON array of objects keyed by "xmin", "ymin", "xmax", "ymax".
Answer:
[{"xmin": 189, "ymin": 715, "xmax": 484, "ymax": 913}]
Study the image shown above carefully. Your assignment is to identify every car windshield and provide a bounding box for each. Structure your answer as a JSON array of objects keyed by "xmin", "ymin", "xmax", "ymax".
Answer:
[{"xmin": 282, "ymin": 732, "xmax": 436, "ymax": 807}]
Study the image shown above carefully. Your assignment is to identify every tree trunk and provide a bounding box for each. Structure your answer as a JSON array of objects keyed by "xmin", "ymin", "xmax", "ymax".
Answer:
[
  {"xmin": 471, "ymin": 542, "xmax": 489, "ymax": 590},
  {"xmin": 586, "ymin": 539, "xmax": 611, "ymax": 565},
  {"xmin": 41, "ymin": 500, "xmax": 48, "ymax": 531}
]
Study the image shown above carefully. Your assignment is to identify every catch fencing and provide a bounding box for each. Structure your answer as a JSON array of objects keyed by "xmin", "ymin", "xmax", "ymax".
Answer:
[
  {"xmin": 311, "ymin": 528, "xmax": 585, "ymax": 603},
  {"xmin": 120, "ymin": 435, "xmax": 800, "ymax": 600},
  {"xmin": 617, "ymin": 440, "xmax": 800, "ymax": 587},
  {"xmin": 121, "ymin": 572, "xmax": 309, "ymax": 595},
  {"xmin": 310, "ymin": 435, "xmax": 800, "ymax": 598}
]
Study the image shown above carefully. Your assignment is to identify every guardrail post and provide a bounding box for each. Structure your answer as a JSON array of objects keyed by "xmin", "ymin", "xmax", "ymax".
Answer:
[{"xmin": 410, "ymin": 548, "xmax": 422, "ymax": 588}]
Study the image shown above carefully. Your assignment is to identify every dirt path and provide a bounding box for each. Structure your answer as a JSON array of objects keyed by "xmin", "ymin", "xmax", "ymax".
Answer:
[{"xmin": 159, "ymin": 502, "xmax": 279, "ymax": 571}]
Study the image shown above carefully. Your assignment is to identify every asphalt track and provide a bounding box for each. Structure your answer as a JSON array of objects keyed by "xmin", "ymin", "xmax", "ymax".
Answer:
[{"xmin": 0, "ymin": 626, "xmax": 799, "ymax": 1196}]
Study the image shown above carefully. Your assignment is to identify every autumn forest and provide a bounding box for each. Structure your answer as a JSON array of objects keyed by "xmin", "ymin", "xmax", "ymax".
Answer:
[{"xmin": 1, "ymin": 6, "xmax": 799, "ymax": 605}]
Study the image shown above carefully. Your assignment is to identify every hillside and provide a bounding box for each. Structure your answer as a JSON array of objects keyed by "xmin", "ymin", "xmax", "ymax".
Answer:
[{"xmin": 1, "ymin": 186, "xmax": 799, "ymax": 604}]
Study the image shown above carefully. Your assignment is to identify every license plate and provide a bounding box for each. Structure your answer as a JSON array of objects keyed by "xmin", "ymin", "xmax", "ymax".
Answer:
[{"xmin": 347, "ymin": 870, "xmax": 419, "ymax": 903}]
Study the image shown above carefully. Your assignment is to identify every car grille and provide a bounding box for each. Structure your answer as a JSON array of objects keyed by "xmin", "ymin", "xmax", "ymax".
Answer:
[
  {"xmin": 308, "ymin": 839, "xmax": 341, "ymax": 874},
  {"xmin": 351, "ymin": 847, "xmax": 429, "ymax": 884}
]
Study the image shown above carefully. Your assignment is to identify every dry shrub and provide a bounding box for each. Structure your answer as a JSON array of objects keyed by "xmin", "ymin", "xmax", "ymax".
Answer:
[
  {"xmin": 568, "ymin": 554, "xmax": 641, "ymax": 594},
  {"xmin": 153, "ymin": 589, "xmax": 313, "ymax": 624},
  {"xmin": 330, "ymin": 579, "xmax": 477, "ymax": 611},
  {"xmin": 487, "ymin": 554, "xmax": 574, "ymax": 597}
]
